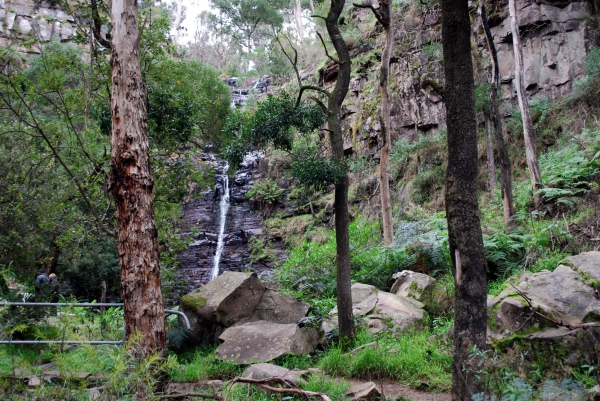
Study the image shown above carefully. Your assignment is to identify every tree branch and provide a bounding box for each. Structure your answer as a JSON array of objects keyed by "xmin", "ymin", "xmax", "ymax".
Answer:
[
  {"xmin": 316, "ymin": 31, "xmax": 340, "ymax": 65},
  {"xmin": 297, "ymin": 85, "xmax": 330, "ymax": 106}
]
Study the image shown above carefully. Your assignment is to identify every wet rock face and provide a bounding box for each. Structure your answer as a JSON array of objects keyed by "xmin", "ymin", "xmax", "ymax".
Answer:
[{"xmin": 176, "ymin": 153, "xmax": 271, "ymax": 295}]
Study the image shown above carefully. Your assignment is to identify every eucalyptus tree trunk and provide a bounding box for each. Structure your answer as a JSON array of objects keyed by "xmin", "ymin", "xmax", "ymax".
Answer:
[
  {"xmin": 173, "ymin": 0, "xmax": 183, "ymax": 45},
  {"xmin": 325, "ymin": 0, "xmax": 354, "ymax": 342},
  {"xmin": 441, "ymin": 0, "xmax": 488, "ymax": 398},
  {"xmin": 480, "ymin": 2, "xmax": 514, "ymax": 224},
  {"xmin": 509, "ymin": 0, "xmax": 543, "ymax": 209},
  {"xmin": 110, "ymin": 0, "xmax": 166, "ymax": 357},
  {"xmin": 354, "ymin": 0, "xmax": 394, "ymax": 245},
  {"xmin": 294, "ymin": 0, "xmax": 304, "ymax": 40},
  {"xmin": 485, "ymin": 116, "xmax": 497, "ymax": 203},
  {"xmin": 378, "ymin": 1, "xmax": 393, "ymax": 246}
]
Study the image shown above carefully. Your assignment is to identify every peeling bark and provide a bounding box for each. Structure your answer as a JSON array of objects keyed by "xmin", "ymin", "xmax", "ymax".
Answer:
[{"xmin": 110, "ymin": 0, "xmax": 166, "ymax": 357}]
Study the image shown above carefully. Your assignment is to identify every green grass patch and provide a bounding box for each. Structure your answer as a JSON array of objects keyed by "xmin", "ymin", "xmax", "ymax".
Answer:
[
  {"xmin": 319, "ymin": 329, "xmax": 451, "ymax": 391},
  {"xmin": 168, "ymin": 346, "xmax": 242, "ymax": 382}
]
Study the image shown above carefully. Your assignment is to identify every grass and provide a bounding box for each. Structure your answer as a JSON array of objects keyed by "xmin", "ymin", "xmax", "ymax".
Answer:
[
  {"xmin": 319, "ymin": 328, "xmax": 452, "ymax": 392},
  {"xmin": 168, "ymin": 346, "xmax": 243, "ymax": 382}
]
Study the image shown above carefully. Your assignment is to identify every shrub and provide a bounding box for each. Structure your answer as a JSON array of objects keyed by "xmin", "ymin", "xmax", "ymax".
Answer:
[{"xmin": 246, "ymin": 178, "xmax": 285, "ymax": 216}]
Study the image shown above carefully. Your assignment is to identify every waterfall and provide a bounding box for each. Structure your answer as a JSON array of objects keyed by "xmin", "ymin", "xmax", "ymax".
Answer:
[{"xmin": 211, "ymin": 164, "xmax": 230, "ymax": 280}]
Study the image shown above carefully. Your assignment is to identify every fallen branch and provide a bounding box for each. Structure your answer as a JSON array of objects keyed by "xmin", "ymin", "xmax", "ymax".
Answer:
[{"xmin": 155, "ymin": 393, "xmax": 224, "ymax": 400}]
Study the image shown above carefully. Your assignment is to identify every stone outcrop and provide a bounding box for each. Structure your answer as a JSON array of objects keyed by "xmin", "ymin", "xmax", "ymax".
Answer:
[
  {"xmin": 322, "ymin": 283, "xmax": 427, "ymax": 335},
  {"xmin": 0, "ymin": 0, "xmax": 87, "ymax": 54},
  {"xmin": 179, "ymin": 271, "xmax": 310, "ymax": 347},
  {"xmin": 215, "ymin": 320, "xmax": 319, "ymax": 364},
  {"xmin": 340, "ymin": 0, "xmax": 596, "ymax": 159}
]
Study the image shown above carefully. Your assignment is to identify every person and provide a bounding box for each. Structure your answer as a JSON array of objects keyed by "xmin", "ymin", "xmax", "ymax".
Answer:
[
  {"xmin": 48, "ymin": 273, "xmax": 59, "ymax": 302},
  {"xmin": 34, "ymin": 271, "xmax": 52, "ymax": 303},
  {"xmin": 36, "ymin": 271, "xmax": 49, "ymax": 286}
]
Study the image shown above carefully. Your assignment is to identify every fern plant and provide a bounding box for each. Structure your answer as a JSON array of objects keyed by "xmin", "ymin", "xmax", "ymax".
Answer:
[
  {"xmin": 246, "ymin": 178, "xmax": 285, "ymax": 216},
  {"xmin": 538, "ymin": 143, "xmax": 600, "ymax": 208}
]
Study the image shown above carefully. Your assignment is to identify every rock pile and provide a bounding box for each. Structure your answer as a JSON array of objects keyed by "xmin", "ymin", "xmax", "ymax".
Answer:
[{"xmin": 179, "ymin": 271, "xmax": 318, "ymax": 363}]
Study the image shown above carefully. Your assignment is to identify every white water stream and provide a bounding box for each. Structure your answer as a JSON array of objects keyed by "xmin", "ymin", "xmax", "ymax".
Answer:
[{"xmin": 210, "ymin": 165, "xmax": 230, "ymax": 280}]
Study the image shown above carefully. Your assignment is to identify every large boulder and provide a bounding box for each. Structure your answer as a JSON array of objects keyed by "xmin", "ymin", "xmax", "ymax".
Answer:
[
  {"xmin": 216, "ymin": 321, "xmax": 319, "ymax": 364},
  {"xmin": 390, "ymin": 270, "xmax": 436, "ymax": 303},
  {"xmin": 322, "ymin": 283, "xmax": 426, "ymax": 335},
  {"xmin": 179, "ymin": 272, "xmax": 310, "ymax": 347},
  {"xmin": 179, "ymin": 272, "xmax": 266, "ymax": 346},
  {"xmin": 489, "ymin": 261, "xmax": 600, "ymax": 338},
  {"xmin": 247, "ymin": 289, "xmax": 309, "ymax": 324}
]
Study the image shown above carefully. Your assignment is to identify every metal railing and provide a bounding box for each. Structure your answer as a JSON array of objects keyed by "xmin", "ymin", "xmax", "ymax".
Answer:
[{"xmin": 0, "ymin": 302, "xmax": 190, "ymax": 345}]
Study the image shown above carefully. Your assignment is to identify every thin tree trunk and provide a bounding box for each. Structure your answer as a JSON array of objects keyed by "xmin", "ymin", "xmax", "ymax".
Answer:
[
  {"xmin": 355, "ymin": 0, "xmax": 394, "ymax": 245},
  {"xmin": 294, "ymin": 0, "xmax": 304, "ymax": 41},
  {"xmin": 325, "ymin": 0, "xmax": 354, "ymax": 343},
  {"xmin": 480, "ymin": 2, "xmax": 514, "ymax": 225},
  {"xmin": 441, "ymin": 0, "xmax": 488, "ymax": 398},
  {"xmin": 508, "ymin": 0, "xmax": 543, "ymax": 209},
  {"xmin": 110, "ymin": 0, "xmax": 166, "ymax": 357},
  {"xmin": 174, "ymin": 0, "xmax": 183, "ymax": 45},
  {"xmin": 377, "ymin": 1, "xmax": 394, "ymax": 245},
  {"xmin": 485, "ymin": 115, "xmax": 497, "ymax": 203}
]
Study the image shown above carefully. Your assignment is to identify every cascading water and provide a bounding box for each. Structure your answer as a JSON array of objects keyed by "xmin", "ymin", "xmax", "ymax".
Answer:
[{"xmin": 211, "ymin": 164, "xmax": 230, "ymax": 280}]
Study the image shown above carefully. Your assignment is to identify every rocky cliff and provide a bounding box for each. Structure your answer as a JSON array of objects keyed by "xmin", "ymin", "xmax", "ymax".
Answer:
[
  {"xmin": 342, "ymin": 0, "xmax": 597, "ymax": 159},
  {"xmin": 0, "ymin": 0, "xmax": 82, "ymax": 54}
]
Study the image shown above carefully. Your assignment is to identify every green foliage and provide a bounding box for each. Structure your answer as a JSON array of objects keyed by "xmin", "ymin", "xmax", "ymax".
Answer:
[
  {"xmin": 319, "ymin": 328, "xmax": 451, "ymax": 391},
  {"xmin": 246, "ymin": 178, "xmax": 285, "ymax": 216},
  {"xmin": 146, "ymin": 59, "xmax": 231, "ymax": 148},
  {"xmin": 538, "ymin": 143, "xmax": 600, "ymax": 207},
  {"xmin": 208, "ymin": 0, "xmax": 287, "ymax": 50},
  {"xmin": 277, "ymin": 214, "xmax": 451, "ymax": 309},
  {"xmin": 247, "ymin": 236, "xmax": 275, "ymax": 264},
  {"xmin": 390, "ymin": 130, "xmax": 447, "ymax": 206},
  {"xmin": 470, "ymin": 346, "xmax": 587, "ymax": 401},
  {"xmin": 223, "ymin": 93, "xmax": 325, "ymax": 170},
  {"xmin": 168, "ymin": 346, "xmax": 242, "ymax": 382},
  {"xmin": 61, "ymin": 237, "xmax": 120, "ymax": 301},
  {"xmin": 291, "ymin": 156, "xmax": 348, "ymax": 190},
  {"xmin": 475, "ymin": 83, "xmax": 492, "ymax": 115},
  {"xmin": 584, "ymin": 46, "xmax": 600, "ymax": 79}
]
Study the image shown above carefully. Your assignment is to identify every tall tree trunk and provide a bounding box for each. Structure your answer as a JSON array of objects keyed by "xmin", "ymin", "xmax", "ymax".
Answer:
[
  {"xmin": 484, "ymin": 115, "xmax": 497, "ymax": 203},
  {"xmin": 173, "ymin": 0, "xmax": 183, "ymax": 45},
  {"xmin": 509, "ymin": 0, "xmax": 543, "ymax": 209},
  {"xmin": 355, "ymin": 0, "xmax": 394, "ymax": 245},
  {"xmin": 325, "ymin": 0, "xmax": 354, "ymax": 343},
  {"xmin": 294, "ymin": 0, "xmax": 304, "ymax": 41},
  {"xmin": 110, "ymin": 0, "xmax": 166, "ymax": 357},
  {"xmin": 441, "ymin": 0, "xmax": 488, "ymax": 398},
  {"xmin": 480, "ymin": 2, "xmax": 514, "ymax": 225},
  {"xmin": 379, "ymin": 13, "xmax": 394, "ymax": 245}
]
